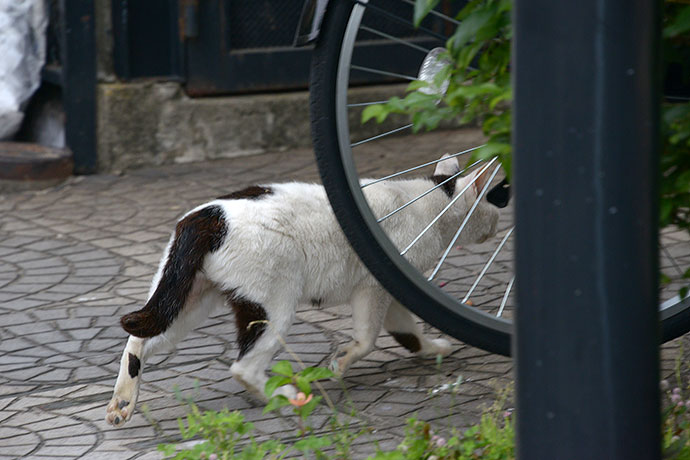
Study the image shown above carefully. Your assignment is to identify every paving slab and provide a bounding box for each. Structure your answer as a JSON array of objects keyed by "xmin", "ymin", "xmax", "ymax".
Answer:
[{"xmin": 0, "ymin": 129, "xmax": 688, "ymax": 459}]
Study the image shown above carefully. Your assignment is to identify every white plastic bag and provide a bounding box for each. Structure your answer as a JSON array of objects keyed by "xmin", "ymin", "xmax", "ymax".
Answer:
[{"xmin": 0, "ymin": 0, "xmax": 47, "ymax": 139}]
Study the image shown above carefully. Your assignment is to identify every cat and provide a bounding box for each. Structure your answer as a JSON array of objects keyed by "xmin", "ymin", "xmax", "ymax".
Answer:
[{"xmin": 105, "ymin": 154, "xmax": 499, "ymax": 427}]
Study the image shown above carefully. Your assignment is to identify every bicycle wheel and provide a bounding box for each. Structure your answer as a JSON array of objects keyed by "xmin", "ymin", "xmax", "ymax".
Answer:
[{"xmin": 309, "ymin": 0, "xmax": 690, "ymax": 356}]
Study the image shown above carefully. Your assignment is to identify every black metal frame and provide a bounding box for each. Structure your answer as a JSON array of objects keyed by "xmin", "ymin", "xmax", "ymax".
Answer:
[
  {"xmin": 111, "ymin": 0, "xmax": 183, "ymax": 80},
  {"xmin": 60, "ymin": 0, "xmax": 97, "ymax": 174},
  {"xmin": 513, "ymin": 0, "xmax": 661, "ymax": 457},
  {"xmin": 41, "ymin": 1, "xmax": 98, "ymax": 173}
]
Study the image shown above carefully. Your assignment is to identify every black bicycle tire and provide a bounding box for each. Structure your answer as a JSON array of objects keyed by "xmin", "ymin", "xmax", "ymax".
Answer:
[
  {"xmin": 309, "ymin": 0, "xmax": 690, "ymax": 352},
  {"xmin": 661, "ymin": 299, "xmax": 690, "ymax": 342},
  {"xmin": 309, "ymin": 0, "xmax": 513, "ymax": 356}
]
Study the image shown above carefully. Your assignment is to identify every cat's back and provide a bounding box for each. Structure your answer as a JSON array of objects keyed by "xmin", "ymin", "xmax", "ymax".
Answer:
[
  {"xmin": 213, "ymin": 182, "xmax": 341, "ymax": 242},
  {"xmin": 206, "ymin": 182, "xmax": 365, "ymax": 295}
]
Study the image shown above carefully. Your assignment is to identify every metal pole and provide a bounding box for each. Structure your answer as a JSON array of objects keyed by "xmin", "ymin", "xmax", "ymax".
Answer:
[
  {"xmin": 61, "ymin": 0, "xmax": 98, "ymax": 173},
  {"xmin": 513, "ymin": 0, "xmax": 660, "ymax": 458}
]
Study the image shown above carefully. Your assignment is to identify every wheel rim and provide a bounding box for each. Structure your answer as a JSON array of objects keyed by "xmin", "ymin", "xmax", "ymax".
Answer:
[
  {"xmin": 335, "ymin": 2, "xmax": 512, "ymax": 337},
  {"xmin": 319, "ymin": 0, "xmax": 690, "ymax": 350}
]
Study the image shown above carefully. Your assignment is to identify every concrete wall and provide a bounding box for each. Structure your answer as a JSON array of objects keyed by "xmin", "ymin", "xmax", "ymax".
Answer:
[
  {"xmin": 92, "ymin": 0, "xmax": 418, "ymax": 173},
  {"xmin": 97, "ymin": 81, "xmax": 410, "ymax": 172}
]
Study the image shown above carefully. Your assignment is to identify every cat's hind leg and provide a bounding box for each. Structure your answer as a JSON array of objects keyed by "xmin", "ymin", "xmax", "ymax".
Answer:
[
  {"xmin": 226, "ymin": 291, "xmax": 298, "ymax": 402},
  {"xmin": 384, "ymin": 300, "xmax": 452, "ymax": 358},
  {"xmin": 106, "ymin": 283, "xmax": 222, "ymax": 427},
  {"xmin": 105, "ymin": 335, "xmax": 144, "ymax": 427},
  {"xmin": 331, "ymin": 285, "xmax": 390, "ymax": 376}
]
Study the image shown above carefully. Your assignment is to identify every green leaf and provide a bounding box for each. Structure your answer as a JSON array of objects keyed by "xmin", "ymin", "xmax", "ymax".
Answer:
[
  {"xmin": 264, "ymin": 375, "xmax": 292, "ymax": 398},
  {"xmin": 301, "ymin": 395, "xmax": 322, "ymax": 419},
  {"xmin": 300, "ymin": 366, "xmax": 335, "ymax": 382},
  {"xmin": 368, "ymin": 451, "xmax": 405, "ymax": 460},
  {"xmin": 456, "ymin": 0, "xmax": 484, "ymax": 21},
  {"xmin": 676, "ymin": 170, "xmax": 690, "ymax": 192},
  {"xmin": 294, "ymin": 435, "xmax": 333, "ymax": 452},
  {"xmin": 403, "ymin": 90, "xmax": 439, "ymax": 108},
  {"xmin": 361, "ymin": 104, "xmax": 389, "ymax": 124},
  {"xmin": 450, "ymin": 7, "xmax": 494, "ymax": 50},
  {"xmin": 295, "ymin": 375, "xmax": 311, "ymax": 394},
  {"xmin": 157, "ymin": 443, "xmax": 176, "ymax": 456},
  {"xmin": 413, "ymin": 0, "xmax": 440, "ymax": 28},
  {"xmin": 407, "ymin": 80, "xmax": 430, "ymax": 92},
  {"xmin": 271, "ymin": 360, "xmax": 293, "ymax": 377},
  {"xmin": 664, "ymin": 5, "xmax": 690, "ymax": 38},
  {"xmin": 263, "ymin": 395, "xmax": 290, "ymax": 414},
  {"xmin": 489, "ymin": 87, "xmax": 513, "ymax": 110}
]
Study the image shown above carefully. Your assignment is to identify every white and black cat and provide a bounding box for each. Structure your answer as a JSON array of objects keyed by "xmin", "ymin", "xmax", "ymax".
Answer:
[{"xmin": 105, "ymin": 155, "xmax": 499, "ymax": 427}]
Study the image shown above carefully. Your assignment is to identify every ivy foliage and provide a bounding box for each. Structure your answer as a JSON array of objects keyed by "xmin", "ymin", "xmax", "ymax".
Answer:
[
  {"xmin": 363, "ymin": 0, "xmax": 690, "ymax": 238},
  {"xmin": 363, "ymin": 0, "xmax": 513, "ymax": 175}
]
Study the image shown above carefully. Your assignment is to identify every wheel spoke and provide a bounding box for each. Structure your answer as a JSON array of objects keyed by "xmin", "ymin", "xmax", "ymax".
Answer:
[
  {"xmin": 351, "ymin": 124, "xmax": 413, "ymax": 147},
  {"xmin": 348, "ymin": 100, "xmax": 394, "ymax": 107},
  {"xmin": 665, "ymin": 95, "xmax": 690, "ymax": 102},
  {"xmin": 400, "ymin": 157, "xmax": 498, "ymax": 256},
  {"xmin": 427, "ymin": 163, "xmax": 501, "ymax": 281},
  {"xmin": 355, "ymin": 0, "xmax": 449, "ymax": 42},
  {"xmin": 350, "ymin": 64, "xmax": 418, "ymax": 82},
  {"xmin": 359, "ymin": 25, "xmax": 432, "ymax": 53},
  {"xmin": 399, "ymin": 0, "xmax": 462, "ymax": 25},
  {"xmin": 497, "ymin": 276, "xmax": 515, "ymax": 318},
  {"xmin": 377, "ymin": 159, "xmax": 483, "ymax": 223},
  {"xmin": 462, "ymin": 226, "xmax": 515, "ymax": 303},
  {"xmin": 362, "ymin": 144, "xmax": 485, "ymax": 188}
]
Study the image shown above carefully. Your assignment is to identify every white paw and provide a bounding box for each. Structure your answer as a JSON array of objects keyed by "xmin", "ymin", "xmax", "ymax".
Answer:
[
  {"xmin": 329, "ymin": 344, "xmax": 354, "ymax": 377},
  {"xmin": 417, "ymin": 338, "xmax": 452, "ymax": 358},
  {"xmin": 105, "ymin": 394, "xmax": 136, "ymax": 427},
  {"xmin": 273, "ymin": 384, "xmax": 298, "ymax": 400},
  {"xmin": 431, "ymin": 338, "xmax": 452, "ymax": 356},
  {"xmin": 329, "ymin": 355, "xmax": 352, "ymax": 377}
]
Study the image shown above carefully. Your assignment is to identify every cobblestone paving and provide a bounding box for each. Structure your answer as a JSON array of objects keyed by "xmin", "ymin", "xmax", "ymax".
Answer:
[{"xmin": 0, "ymin": 129, "xmax": 688, "ymax": 459}]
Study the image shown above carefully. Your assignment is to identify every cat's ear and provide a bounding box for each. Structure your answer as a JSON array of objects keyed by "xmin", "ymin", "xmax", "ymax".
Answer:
[
  {"xmin": 433, "ymin": 154, "xmax": 460, "ymax": 176},
  {"xmin": 468, "ymin": 165, "xmax": 492, "ymax": 196}
]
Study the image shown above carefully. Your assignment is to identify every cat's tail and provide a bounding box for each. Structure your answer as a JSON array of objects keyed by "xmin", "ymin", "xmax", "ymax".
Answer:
[{"xmin": 120, "ymin": 205, "xmax": 227, "ymax": 337}]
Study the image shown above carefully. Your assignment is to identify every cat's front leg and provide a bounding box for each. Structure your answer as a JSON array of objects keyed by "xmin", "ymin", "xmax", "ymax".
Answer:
[
  {"xmin": 331, "ymin": 286, "xmax": 390, "ymax": 376},
  {"xmin": 105, "ymin": 336, "xmax": 144, "ymax": 427}
]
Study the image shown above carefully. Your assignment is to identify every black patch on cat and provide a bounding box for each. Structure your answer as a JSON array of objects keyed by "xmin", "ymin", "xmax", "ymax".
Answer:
[
  {"xmin": 128, "ymin": 353, "xmax": 141, "ymax": 378},
  {"xmin": 430, "ymin": 175, "xmax": 456, "ymax": 198},
  {"xmin": 487, "ymin": 178, "xmax": 511, "ymax": 208},
  {"xmin": 217, "ymin": 185, "xmax": 272, "ymax": 201},
  {"xmin": 118, "ymin": 399, "xmax": 129, "ymax": 409},
  {"xmin": 390, "ymin": 332, "xmax": 421, "ymax": 353},
  {"xmin": 121, "ymin": 206, "xmax": 227, "ymax": 338},
  {"xmin": 225, "ymin": 290, "xmax": 268, "ymax": 359},
  {"xmin": 311, "ymin": 298, "xmax": 323, "ymax": 307}
]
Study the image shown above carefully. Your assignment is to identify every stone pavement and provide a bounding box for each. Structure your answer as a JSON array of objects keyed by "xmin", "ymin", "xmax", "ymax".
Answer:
[{"xmin": 0, "ymin": 129, "xmax": 688, "ymax": 459}]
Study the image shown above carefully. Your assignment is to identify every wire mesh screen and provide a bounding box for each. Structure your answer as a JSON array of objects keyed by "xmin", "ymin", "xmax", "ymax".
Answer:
[
  {"xmin": 225, "ymin": 0, "xmax": 304, "ymax": 50},
  {"xmin": 223, "ymin": 0, "xmax": 457, "ymax": 51}
]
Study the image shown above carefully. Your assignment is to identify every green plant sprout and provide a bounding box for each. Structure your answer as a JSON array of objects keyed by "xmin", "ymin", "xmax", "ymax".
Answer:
[{"xmin": 363, "ymin": 0, "xmax": 690, "ymax": 279}]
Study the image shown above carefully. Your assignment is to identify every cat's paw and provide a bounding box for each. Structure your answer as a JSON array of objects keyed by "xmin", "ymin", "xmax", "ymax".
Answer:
[
  {"xmin": 105, "ymin": 395, "xmax": 135, "ymax": 427},
  {"xmin": 418, "ymin": 338, "xmax": 452, "ymax": 358},
  {"xmin": 328, "ymin": 358, "xmax": 343, "ymax": 377},
  {"xmin": 431, "ymin": 338, "xmax": 452, "ymax": 356},
  {"xmin": 328, "ymin": 344, "xmax": 354, "ymax": 377},
  {"xmin": 273, "ymin": 384, "xmax": 298, "ymax": 400}
]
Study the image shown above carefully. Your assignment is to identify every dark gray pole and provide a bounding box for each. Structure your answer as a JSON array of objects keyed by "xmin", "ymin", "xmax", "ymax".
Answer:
[
  {"xmin": 61, "ymin": 0, "xmax": 98, "ymax": 174},
  {"xmin": 513, "ymin": 0, "xmax": 661, "ymax": 458}
]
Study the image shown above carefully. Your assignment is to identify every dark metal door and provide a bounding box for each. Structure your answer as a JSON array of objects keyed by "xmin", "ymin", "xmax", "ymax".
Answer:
[
  {"xmin": 183, "ymin": 0, "xmax": 455, "ymax": 96},
  {"xmin": 183, "ymin": 0, "xmax": 311, "ymax": 95}
]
